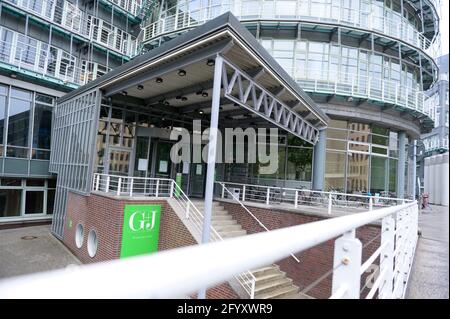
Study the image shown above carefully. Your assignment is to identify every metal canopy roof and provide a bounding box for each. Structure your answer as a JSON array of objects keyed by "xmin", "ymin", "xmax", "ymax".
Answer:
[{"xmin": 59, "ymin": 12, "xmax": 329, "ymax": 143}]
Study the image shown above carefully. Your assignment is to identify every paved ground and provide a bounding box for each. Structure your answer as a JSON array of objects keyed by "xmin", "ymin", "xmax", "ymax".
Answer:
[
  {"xmin": 0, "ymin": 225, "xmax": 80, "ymax": 279},
  {"xmin": 406, "ymin": 205, "xmax": 449, "ymax": 299}
]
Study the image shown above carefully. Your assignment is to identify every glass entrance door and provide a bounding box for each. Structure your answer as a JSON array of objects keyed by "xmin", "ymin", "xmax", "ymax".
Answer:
[
  {"xmin": 189, "ymin": 163, "xmax": 206, "ymax": 197},
  {"xmin": 153, "ymin": 141, "xmax": 173, "ymax": 179}
]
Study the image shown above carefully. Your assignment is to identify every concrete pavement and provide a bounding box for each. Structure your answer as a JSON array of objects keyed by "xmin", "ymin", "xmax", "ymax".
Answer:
[
  {"xmin": 0, "ymin": 225, "xmax": 80, "ymax": 279},
  {"xmin": 406, "ymin": 205, "xmax": 449, "ymax": 299}
]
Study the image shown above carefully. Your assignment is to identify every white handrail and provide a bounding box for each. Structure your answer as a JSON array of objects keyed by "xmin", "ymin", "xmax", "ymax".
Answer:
[
  {"xmin": 0, "ymin": 201, "xmax": 418, "ymax": 299},
  {"xmin": 217, "ymin": 182, "xmax": 300, "ymax": 263},
  {"xmin": 92, "ymin": 173, "xmax": 257, "ymax": 298}
]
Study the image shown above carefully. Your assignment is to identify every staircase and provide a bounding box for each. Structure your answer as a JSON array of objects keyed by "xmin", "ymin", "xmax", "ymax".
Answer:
[{"xmin": 192, "ymin": 200, "xmax": 312, "ymax": 299}]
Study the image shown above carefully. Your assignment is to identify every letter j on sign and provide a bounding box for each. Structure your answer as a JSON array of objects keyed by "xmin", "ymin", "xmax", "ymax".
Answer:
[{"xmin": 120, "ymin": 204, "xmax": 161, "ymax": 258}]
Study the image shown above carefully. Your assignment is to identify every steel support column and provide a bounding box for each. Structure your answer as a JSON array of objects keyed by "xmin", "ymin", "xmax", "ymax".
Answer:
[
  {"xmin": 397, "ymin": 131, "xmax": 407, "ymax": 198},
  {"xmin": 312, "ymin": 128, "xmax": 327, "ymax": 190},
  {"xmin": 412, "ymin": 139, "xmax": 417, "ymax": 199},
  {"xmin": 198, "ymin": 54, "xmax": 223, "ymax": 299}
]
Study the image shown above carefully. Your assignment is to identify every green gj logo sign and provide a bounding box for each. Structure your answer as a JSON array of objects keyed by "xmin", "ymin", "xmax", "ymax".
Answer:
[{"xmin": 120, "ymin": 204, "xmax": 161, "ymax": 258}]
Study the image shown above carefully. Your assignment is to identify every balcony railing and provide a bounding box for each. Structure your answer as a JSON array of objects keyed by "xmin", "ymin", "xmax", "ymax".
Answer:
[
  {"xmin": 5, "ymin": 0, "xmax": 138, "ymax": 57},
  {"xmin": 142, "ymin": 0, "xmax": 439, "ymax": 58},
  {"xmin": 0, "ymin": 29, "xmax": 90, "ymax": 86},
  {"xmin": 289, "ymin": 67, "xmax": 435, "ymax": 123},
  {"xmin": 104, "ymin": 0, "xmax": 143, "ymax": 17},
  {"xmin": 0, "ymin": 198, "xmax": 419, "ymax": 299}
]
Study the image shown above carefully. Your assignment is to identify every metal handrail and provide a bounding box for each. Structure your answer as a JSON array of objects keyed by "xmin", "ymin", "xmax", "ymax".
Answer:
[
  {"xmin": 0, "ymin": 201, "xmax": 418, "ymax": 299},
  {"xmin": 217, "ymin": 182, "xmax": 300, "ymax": 263},
  {"xmin": 218, "ymin": 181, "xmax": 412, "ymax": 212},
  {"xmin": 92, "ymin": 173, "xmax": 257, "ymax": 298}
]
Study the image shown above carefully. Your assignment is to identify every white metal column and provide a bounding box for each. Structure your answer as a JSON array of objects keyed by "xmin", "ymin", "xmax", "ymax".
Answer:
[{"xmin": 198, "ymin": 54, "xmax": 223, "ymax": 299}]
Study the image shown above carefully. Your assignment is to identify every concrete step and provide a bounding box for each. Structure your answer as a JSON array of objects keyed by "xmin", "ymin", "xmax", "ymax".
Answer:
[
  {"xmin": 254, "ymin": 278, "xmax": 293, "ymax": 295},
  {"xmin": 256, "ymin": 285, "xmax": 299, "ymax": 299},
  {"xmin": 213, "ymin": 224, "xmax": 244, "ymax": 232},
  {"xmin": 251, "ymin": 266, "xmax": 281, "ymax": 277},
  {"xmin": 219, "ymin": 229, "xmax": 247, "ymax": 238},
  {"xmin": 283, "ymin": 292, "xmax": 315, "ymax": 299},
  {"xmin": 210, "ymin": 214, "xmax": 233, "ymax": 221},
  {"xmin": 252, "ymin": 272, "xmax": 287, "ymax": 286},
  {"xmin": 211, "ymin": 219, "xmax": 237, "ymax": 226}
]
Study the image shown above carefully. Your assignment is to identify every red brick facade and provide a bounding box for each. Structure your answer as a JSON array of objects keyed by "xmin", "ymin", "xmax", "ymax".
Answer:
[
  {"xmin": 219, "ymin": 201, "xmax": 381, "ymax": 299},
  {"xmin": 63, "ymin": 192, "xmax": 239, "ymax": 298}
]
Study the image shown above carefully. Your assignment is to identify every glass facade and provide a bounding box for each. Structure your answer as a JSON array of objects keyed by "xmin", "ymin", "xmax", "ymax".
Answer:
[
  {"xmin": 325, "ymin": 120, "xmax": 400, "ymax": 196},
  {"xmin": 0, "ymin": 84, "xmax": 54, "ymax": 160},
  {"xmin": 0, "ymin": 178, "xmax": 56, "ymax": 218}
]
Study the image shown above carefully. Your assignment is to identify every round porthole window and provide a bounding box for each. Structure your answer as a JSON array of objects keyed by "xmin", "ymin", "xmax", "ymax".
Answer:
[
  {"xmin": 87, "ymin": 230, "xmax": 98, "ymax": 258},
  {"xmin": 75, "ymin": 224, "xmax": 84, "ymax": 248}
]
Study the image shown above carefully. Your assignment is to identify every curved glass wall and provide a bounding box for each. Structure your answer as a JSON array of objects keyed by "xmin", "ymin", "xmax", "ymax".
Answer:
[
  {"xmin": 325, "ymin": 119, "xmax": 401, "ymax": 197},
  {"xmin": 260, "ymin": 38, "xmax": 435, "ymax": 122},
  {"xmin": 145, "ymin": 0, "xmax": 436, "ymax": 54}
]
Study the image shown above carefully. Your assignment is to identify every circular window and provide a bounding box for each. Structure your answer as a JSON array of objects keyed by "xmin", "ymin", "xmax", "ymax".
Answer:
[
  {"xmin": 87, "ymin": 230, "xmax": 98, "ymax": 258},
  {"xmin": 75, "ymin": 224, "xmax": 84, "ymax": 248}
]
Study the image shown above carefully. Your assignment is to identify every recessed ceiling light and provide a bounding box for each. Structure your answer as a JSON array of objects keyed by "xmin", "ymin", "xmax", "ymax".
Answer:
[
  {"xmin": 155, "ymin": 77, "xmax": 163, "ymax": 83},
  {"xmin": 164, "ymin": 101, "xmax": 170, "ymax": 106},
  {"xmin": 137, "ymin": 85, "xmax": 144, "ymax": 90},
  {"xmin": 122, "ymin": 91, "xmax": 128, "ymax": 96},
  {"xmin": 181, "ymin": 96, "xmax": 188, "ymax": 101},
  {"xmin": 10, "ymin": 73, "xmax": 17, "ymax": 78},
  {"xmin": 206, "ymin": 59, "xmax": 215, "ymax": 66},
  {"xmin": 201, "ymin": 91, "xmax": 208, "ymax": 97},
  {"xmin": 199, "ymin": 110, "xmax": 204, "ymax": 114},
  {"xmin": 177, "ymin": 69, "xmax": 186, "ymax": 76}
]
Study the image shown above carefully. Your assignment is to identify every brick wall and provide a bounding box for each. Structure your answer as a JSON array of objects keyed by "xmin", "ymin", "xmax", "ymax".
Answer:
[
  {"xmin": 63, "ymin": 192, "xmax": 239, "ymax": 298},
  {"xmin": 220, "ymin": 201, "xmax": 381, "ymax": 299}
]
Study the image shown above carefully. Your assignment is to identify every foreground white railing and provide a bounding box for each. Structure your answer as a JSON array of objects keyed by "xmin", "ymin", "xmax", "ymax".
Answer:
[
  {"xmin": 0, "ymin": 201, "xmax": 418, "ymax": 299},
  {"xmin": 217, "ymin": 181, "xmax": 412, "ymax": 215},
  {"xmin": 92, "ymin": 173, "xmax": 257, "ymax": 298}
]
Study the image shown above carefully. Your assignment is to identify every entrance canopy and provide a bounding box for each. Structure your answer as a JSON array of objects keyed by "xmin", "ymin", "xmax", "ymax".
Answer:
[
  {"xmin": 60, "ymin": 12, "xmax": 328, "ymax": 144},
  {"xmin": 50, "ymin": 12, "xmax": 329, "ymax": 239}
]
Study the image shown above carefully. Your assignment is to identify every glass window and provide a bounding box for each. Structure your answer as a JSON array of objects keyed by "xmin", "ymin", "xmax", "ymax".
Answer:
[
  {"xmin": 47, "ymin": 189, "xmax": 55, "ymax": 214},
  {"xmin": 286, "ymin": 147, "xmax": 312, "ymax": 181},
  {"xmin": 370, "ymin": 156, "xmax": 388, "ymax": 195},
  {"xmin": 1, "ymin": 178, "xmax": 21, "ymax": 186},
  {"xmin": 346, "ymin": 153, "xmax": 369, "ymax": 193},
  {"xmin": 0, "ymin": 189, "xmax": 22, "ymax": 217},
  {"xmin": 26, "ymin": 179, "xmax": 45, "ymax": 187},
  {"xmin": 25, "ymin": 191, "xmax": 44, "ymax": 214},
  {"xmin": 7, "ymin": 88, "xmax": 31, "ymax": 157},
  {"xmin": 325, "ymin": 151, "xmax": 346, "ymax": 192},
  {"xmin": 389, "ymin": 158, "xmax": 397, "ymax": 194},
  {"xmin": 33, "ymin": 102, "xmax": 52, "ymax": 150}
]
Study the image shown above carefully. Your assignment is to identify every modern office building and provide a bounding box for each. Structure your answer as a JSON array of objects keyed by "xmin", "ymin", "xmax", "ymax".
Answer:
[
  {"xmin": 421, "ymin": 54, "xmax": 448, "ymax": 155},
  {"xmin": 140, "ymin": 0, "xmax": 440, "ymax": 199},
  {"xmin": 0, "ymin": 0, "xmax": 144, "ymax": 222},
  {"xmin": 0, "ymin": 1, "xmax": 442, "ymax": 225}
]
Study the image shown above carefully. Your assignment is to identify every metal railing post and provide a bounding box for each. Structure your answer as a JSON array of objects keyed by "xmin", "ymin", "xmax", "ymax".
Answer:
[
  {"xmin": 242, "ymin": 185, "xmax": 246, "ymax": 202},
  {"xmin": 130, "ymin": 178, "xmax": 133, "ymax": 197},
  {"xmin": 170, "ymin": 180, "xmax": 174, "ymax": 197},
  {"xmin": 328, "ymin": 193, "xmax": 333, "ymax": 214},
  {"xmin": 105, "ymin": 175, "xmax": 110, "ymax": 193},
  {"xmin": 117, "ymin": 177, "xmax": 122, "ymax": 196},
  {"xmin": 294, "ymin": 190, "xmax": 298, "ymax": 208},
  {"xmin": 186, "ymin": 201, "xmax": 190, "ymax": 219},
  {"xmin": 95, "ymin": 174, "xmax": 100, "ymax": 191},
  {"xmin": 379, "ymin": 216, "xmax": 395, "ymax": 298},
  {"xmin": 369, "ymin": 197, "xmax": 373, "ymax": 211},
  {"xmin": 156, "ymin": 180, "xmax": 159, "ymax": 197},
  {"xmin": 266, "ymin": 188, "xmax": 270, "ymax": 206},
  {"xmin": 331, "ymin": 230, "xmax": 362, "ymax": 298},
  {"xmin": 221, "ymin": 183, "xmax": 225, "ymax": 198}
]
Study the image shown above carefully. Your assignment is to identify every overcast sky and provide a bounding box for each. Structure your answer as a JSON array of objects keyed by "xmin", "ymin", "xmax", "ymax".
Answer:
[{"xmin": 440, "ymin": 0, "xmax": 449, "ymax": 55}]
